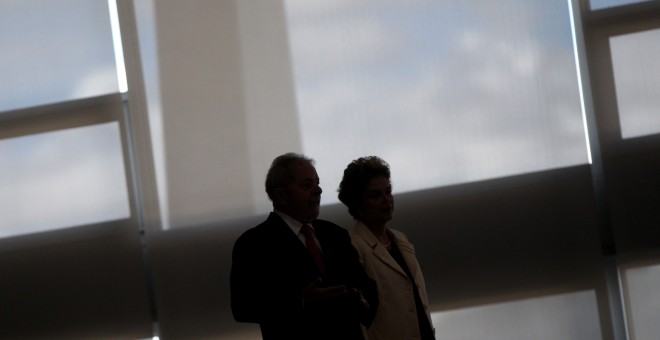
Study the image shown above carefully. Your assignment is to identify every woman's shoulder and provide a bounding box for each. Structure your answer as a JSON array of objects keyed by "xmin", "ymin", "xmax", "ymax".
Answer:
[{"xmin": 349, "ymin": 224, "xmax": 375, "ymax": 248}]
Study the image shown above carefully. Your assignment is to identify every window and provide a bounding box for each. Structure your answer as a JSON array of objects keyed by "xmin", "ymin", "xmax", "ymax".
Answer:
[
  {"xmin": 0, "ymin": 122, "xmax": 130, "ymax": 238},
  {"xmin": 0, "ymin": 0, "xmax": 129, "ymax": 239},
  {"xmin": 140, "ymin": 1, "xmax": 592, "ymax": 227},
  {"xmin": 284, "ymin": 0, "xmax": 589, "ymax": 204},
  {"xmin": 0, "ymin": 0, "xmax": 118, "ymax": 112},
  {"xmin": 610, "ymin": 28, "xmax": 660, "ymax": 139}
]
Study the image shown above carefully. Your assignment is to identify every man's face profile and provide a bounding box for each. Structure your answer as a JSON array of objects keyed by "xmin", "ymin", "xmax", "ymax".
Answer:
[{"xmin": 279, "ymin": 162, "xmax": 322, "ymax": 223}]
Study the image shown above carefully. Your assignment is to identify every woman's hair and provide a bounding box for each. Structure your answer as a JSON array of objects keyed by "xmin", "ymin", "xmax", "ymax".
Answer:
[
  {"xmin": 337, "ymin": 156, "xmax": 391, "ymax": 219},
  {"xmin": 265, "ymin": 152, "xmax": 314, "ymax": 201}
]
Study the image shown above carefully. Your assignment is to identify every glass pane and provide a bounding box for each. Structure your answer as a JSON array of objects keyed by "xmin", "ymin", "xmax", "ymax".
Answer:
[
  {"xmin": 622, "ymin": 264, "xmax": 660, "ymax": 340},
  {"xmin": 0, "ymin": 0, "xmax": 118, "ymax": 112},
  {"xmin": 284, "ymin": 0, "xmax": 588, "ymax": 204},
  {"xmin": 139, "ymin": 1, "xmax": 590, "ymax": 229},
  {"xmin": 431, "ymin": 290, "xmax": 602, "ymax": 339},
  {"xmin": 590, "ymin": 0, "xmax": 652, "ymax": 11},
  {"xmin": 610, "ymin": 29, "xmax": 660, "ymax": 139},
  {"xmin": 0, "ymin": 122, "xmax": 130, "ymax": 239}
]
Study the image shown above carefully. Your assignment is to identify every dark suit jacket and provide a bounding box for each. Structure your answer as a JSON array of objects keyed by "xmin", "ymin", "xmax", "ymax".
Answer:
[{"xmin": 231, "ymin": 213, "xmax": 378, "ymax": 340}]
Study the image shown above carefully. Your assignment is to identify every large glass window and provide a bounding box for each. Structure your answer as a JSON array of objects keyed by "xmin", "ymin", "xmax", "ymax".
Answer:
[
  {"xmin": 610, "ymin": 28, "xmax": 660, "ymax": 139},
  {"xmin": 0, "ymin": 0, "xmax": 126, "ymax": 239},
  {"xmin": 0, "ymin": 0, "xmax": 118, "ymax": 112},
  {"xmin": 139, "ymin": 1, "xmax": 591, "ymax": 228},
  {"xmin": 284, "ymin": 0, "xmax": 589, "ymax": 204},
  {"xmin": 0, "ymin": 122, "xmax": 130, "ymax": 239}
]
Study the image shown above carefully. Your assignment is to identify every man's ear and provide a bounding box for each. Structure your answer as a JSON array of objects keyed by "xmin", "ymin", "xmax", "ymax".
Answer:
[{"xmin": 272, "ymin": 187, "xmax": 287, "ymax": 205}]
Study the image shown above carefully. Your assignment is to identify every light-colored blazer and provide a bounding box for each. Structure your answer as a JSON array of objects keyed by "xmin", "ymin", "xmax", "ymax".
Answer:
[{"xmin": 350, "ymin": 221, "xmax": 434, "ymax": 340}]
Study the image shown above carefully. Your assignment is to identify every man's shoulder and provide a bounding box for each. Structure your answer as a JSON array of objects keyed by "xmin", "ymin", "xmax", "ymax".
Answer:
[{"xmin": 236, "ymin": 215, "xmax": 281, "ymax": 241}]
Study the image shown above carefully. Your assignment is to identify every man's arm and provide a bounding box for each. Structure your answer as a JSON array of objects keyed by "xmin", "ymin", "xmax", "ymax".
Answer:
[{"xmin": 230, "ymin": 233, "xmax": 262, "ymax": 323}]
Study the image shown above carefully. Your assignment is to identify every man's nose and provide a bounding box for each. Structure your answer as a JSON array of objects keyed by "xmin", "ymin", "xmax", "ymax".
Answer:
[{"xmin": 315, "ymin": 184, "xmax": 323, "ymax": 195}]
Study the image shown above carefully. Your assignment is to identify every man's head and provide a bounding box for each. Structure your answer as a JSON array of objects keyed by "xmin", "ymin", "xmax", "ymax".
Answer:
[{"xmin": 266, "ymin": 153, "xmax": 322, "ymax": 223}]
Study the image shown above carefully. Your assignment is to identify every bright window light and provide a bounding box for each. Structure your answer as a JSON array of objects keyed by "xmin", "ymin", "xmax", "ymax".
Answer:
[
  {"xmin": 610, "ymin": 29, "xmax": 660, "ymax": 139},
  {"xmin": 284, "ymin": 0, "xmax": 589, "ymax": 204},
  {"xmin": 0, "ymin": 122, "xmax": 131, "ymax": 239},
  {"xmin": 0, "ymin": 0, "xmax": 119, "ymax": 112},
  {"xmin": 109, "ymin": 0, "xmax": 128, "ymax": 93}
]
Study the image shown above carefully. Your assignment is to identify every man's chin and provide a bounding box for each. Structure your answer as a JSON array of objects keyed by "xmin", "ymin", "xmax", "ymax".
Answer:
[{"xmin": 307, "ymin": 207, "xmax": 320, "ymax": 220}]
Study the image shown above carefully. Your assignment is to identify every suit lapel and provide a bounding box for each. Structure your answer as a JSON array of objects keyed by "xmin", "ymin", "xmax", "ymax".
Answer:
[
  {"xmin": 355, "ymin": 222, "xmax": 408, "ymax": 279},
  {"xmin": 269, "ymin": 213, "xmax": 325, "ymax": 279}
]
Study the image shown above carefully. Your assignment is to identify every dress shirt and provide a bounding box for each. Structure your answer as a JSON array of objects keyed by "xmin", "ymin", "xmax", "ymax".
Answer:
[{"xmin": 274, "ymin": 210, "xmax": 323, "ymax": 251}]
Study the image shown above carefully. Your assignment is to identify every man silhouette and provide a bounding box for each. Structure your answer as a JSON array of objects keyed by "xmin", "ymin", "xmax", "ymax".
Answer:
[{"xmin": 230, "ymin": 153, "xmax": 378, "ymax": 340}]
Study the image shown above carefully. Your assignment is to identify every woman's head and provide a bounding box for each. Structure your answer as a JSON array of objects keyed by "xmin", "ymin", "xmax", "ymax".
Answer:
[{"xmin": 338, "ymin": 156, "xmax": 393, "ymax": 222}]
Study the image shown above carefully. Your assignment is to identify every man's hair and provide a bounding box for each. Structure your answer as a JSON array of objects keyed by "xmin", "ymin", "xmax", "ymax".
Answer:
[
  {"xmin": 265, "ymin": 153, "xmax": 315, "ymax": 201},
  {"xmin": 337, "ymin": 156, "xmax": 391, "ymax": 219}
]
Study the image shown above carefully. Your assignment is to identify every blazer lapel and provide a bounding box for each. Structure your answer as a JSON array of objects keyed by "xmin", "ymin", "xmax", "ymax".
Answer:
[
  {"xmin": 355, "ymin": 222, "xmax": 408, "ymax": 279},
  {"xmin": 391, "ymin": 232, "xmax": 420, "ymax": 282}
]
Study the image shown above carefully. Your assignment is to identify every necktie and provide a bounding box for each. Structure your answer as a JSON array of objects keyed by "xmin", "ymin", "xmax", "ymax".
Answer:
[{"xmin": 300, "ymin": 224, "xmax": 326, "ymax": 274}]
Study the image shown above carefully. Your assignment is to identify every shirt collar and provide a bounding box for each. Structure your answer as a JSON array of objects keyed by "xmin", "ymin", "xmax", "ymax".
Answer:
[{"xmin": 274, "ymin": 210, "xmax": 314, "ymax": 236}]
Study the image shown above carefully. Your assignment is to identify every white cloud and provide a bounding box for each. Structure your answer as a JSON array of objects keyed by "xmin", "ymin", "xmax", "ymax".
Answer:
[{"xmin": 72, "ymin": 66, "xmax": 118, "ymax": 99}]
